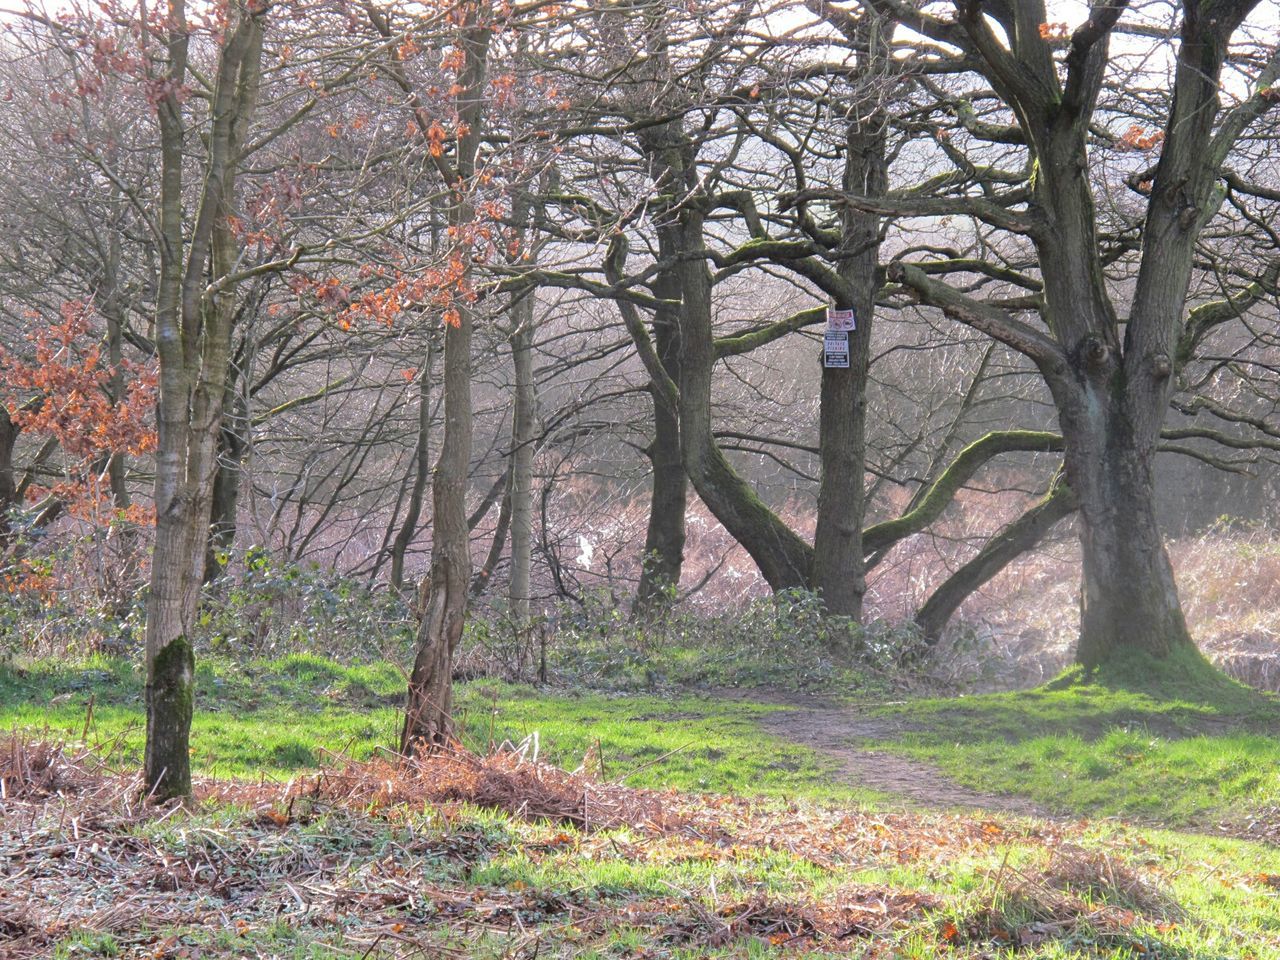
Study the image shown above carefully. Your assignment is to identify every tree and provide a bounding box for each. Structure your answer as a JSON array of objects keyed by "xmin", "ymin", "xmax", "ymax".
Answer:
[
  {"xmin": 857, "ymin": 0, "xmax": 1280, "ymax": 669},
  {"xmin": 144, "ymin": 0, "xmax": 271, "ymax": 799},
  {"xmin": 399, "ymin": 0, "xmax": 494, "ymax": 753}
]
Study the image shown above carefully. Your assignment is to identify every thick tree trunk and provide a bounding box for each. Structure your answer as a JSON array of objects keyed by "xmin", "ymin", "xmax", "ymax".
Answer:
[
  {"xmin": 635, "ymin": 258, "xmax": 686, "ymax": 612},
  {"xmin": 1063, "ymin": 399, "xmax": 1193, "ymax": 667},
  {"xmin": 1076, "ymin": 452, "xmax": 1192, "ymax": 667},
  {"xmin": 813, "ymin": 113, "xmax": 886, "ymax": 618}
]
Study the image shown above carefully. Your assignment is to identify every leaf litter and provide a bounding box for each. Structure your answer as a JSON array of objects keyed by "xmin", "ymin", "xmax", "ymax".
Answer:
[{"xmin": 0, "ymin": 733, "xmax": 1261, "ymax": 959}]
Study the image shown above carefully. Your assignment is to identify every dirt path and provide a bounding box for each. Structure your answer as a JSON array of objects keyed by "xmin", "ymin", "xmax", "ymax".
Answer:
[{"xmin": 757, "ymin": 701, "xmax": 1049, "ymax": 818}]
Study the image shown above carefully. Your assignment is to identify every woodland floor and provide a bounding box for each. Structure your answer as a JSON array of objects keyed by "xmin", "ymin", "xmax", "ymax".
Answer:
[
  {"xmin": 2, "ymin": 654, "xmax": 1279, "ymax": 959},
  {"xmin": 757, "ymin": 701, "xmax": 1050, "ymax": 818}
]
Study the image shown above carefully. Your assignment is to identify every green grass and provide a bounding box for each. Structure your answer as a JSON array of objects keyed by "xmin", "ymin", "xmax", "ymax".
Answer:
[
  {"xmin": 5, "ymin": 649, "xmax": 1280, "ymax": 958},
  {"xmin": 870, "ymin": 649, "xmax": 1280, "ymax": 825},
  {"xmin": 20, "ymin": 791, "xmax": 1280, "ymax": 959},
  {"xmin": 0, "ymin": 653, "xmax": 874, "ymax": 800}
]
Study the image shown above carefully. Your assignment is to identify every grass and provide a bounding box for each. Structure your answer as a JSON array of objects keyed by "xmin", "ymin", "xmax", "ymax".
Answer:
[
  {"xmin": 0, "ymin": 652, "xmax": 874, "ymax": 801},
  {"xmin": 3, "ymin": 648, "xmax": 1280, "ymax": 958},
  {"xmin": 870, "ymin": 647, "xmax": 1280, "ymax": 825},
  {"xmin": 6, "ymin": 769, "xmax": 1280, "ymax": 959}
]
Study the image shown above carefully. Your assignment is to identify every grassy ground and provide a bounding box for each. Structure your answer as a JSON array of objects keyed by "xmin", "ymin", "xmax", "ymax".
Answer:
[
  {"xmin": 0, "ymin": 653, "xmax": 873, "ymax": 801},
  {"xmin": 3, "ymin": 651, "xmax": 1280, "ymax": 959},
  {"xmin": 869, "ymin": 650, "xmax": 1280, "ymax": 826},
  {"xmin": 4, "ymin": 749, "xmax": 1279, "ymax": 959}
]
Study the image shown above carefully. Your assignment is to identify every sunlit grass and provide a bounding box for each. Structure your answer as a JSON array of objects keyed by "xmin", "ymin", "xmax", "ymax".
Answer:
[{"xmin": 0, "ymin": 653, "xmax": 875, "ymax": 800}]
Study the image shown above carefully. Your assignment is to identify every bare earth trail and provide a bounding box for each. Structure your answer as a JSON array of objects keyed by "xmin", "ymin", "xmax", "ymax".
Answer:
[{"xmin": 737, "ymin": 691, "xmax": 1051, "ymax": 818}]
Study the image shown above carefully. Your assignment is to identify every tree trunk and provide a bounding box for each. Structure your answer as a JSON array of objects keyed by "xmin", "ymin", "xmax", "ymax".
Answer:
[
  {"xmin": 144, "ymin": 6, "xmax": 264, "ymax": 801},
  {"xmin": 1060, "ymin": 389, "xmax": 1194, "ymax": 667},
  {"xmin": 508, "ymin": 298, "xmax": 536, "ymax": 625},
  {"xmin": 204, "ymin": 398, "xmax": 247, "ymax": 583},
  {"xmin": 401, "ymin": 9, "xmax": 490, "ymax": 755},
  {"xmin": 389, "ymin": 335, "xmax": 435, "ymax": 594},
  {"xmin": 677, "ymin": 230, "xmax": 813, "ymax": 590},
  {"xmin": 0, "ymin": 407, "xmax": 18, "ymax": 551},
  {"xmin": 472, "ymin": 470, "xmax": 512, "ymax": 597},
  {"xmin": 401, "ymin": 306, "xmax": 472, "ymax": 752},
  {"xmin": 635, "ymin": 254, "xmax": 686, "ymax": 612},
  {"xmin": 812, "ymin": 111, "xmax": 886, "ymax": 618}
]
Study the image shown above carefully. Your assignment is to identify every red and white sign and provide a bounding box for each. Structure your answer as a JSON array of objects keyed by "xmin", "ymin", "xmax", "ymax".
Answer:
[{"xmin": 827, "ymin": 307, "xmax": 856, "ymax": 332}]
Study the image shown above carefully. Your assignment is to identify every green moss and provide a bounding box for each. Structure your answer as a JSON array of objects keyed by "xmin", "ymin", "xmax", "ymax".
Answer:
[
  {"xmin": 145, "ymin": 635, "xmax": 195, "ymax": 800},
  {"xmin": 1048, "ymin": 642, "xmax": 1266, "ymax": 708}
]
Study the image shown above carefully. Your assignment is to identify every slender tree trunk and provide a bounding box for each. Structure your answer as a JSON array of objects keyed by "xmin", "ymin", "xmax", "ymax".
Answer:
[
  {"xmin": 144, "ymin": 6, "xmax": 264, "ymax": 801},
  {"xmin": 401, "ymin": 307, "xmax": 472, "ymax": 751},
  {"xmin": 813, "ymin": 111, "xmax": 886, "ymax": 618},
  {"xmin": 472, "ymin": 469, "xmax": 512, "ymax": 597},
  {"xmin": 0, "ymin": 407, "xmax": 18, "ymax": 551},
  {"xmin": 390, "ymin": 334, "xmax": 435, "ymax": 594},
  {"xmin": 401, "ymin": 9, "xmax": 490, "ymax": 754},
  {"xmin": 508, "ymin": 297, "xmax": 536, "ymax": 625},
  {"xmin": 204, "ymin": 395, "xmax": 247, "ymax": 583}
]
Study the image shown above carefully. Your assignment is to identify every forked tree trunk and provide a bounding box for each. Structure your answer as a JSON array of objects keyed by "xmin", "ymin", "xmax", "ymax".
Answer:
[
  {"xmin": 144, "ymin": 6, "xmax": 264, "ymax": 801},
  {"xmin": 677, "ymin": 224, "xmax": 813, "ymax": 590}
]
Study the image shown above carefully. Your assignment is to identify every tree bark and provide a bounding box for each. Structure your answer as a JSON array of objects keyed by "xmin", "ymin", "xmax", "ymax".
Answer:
[
  {"xmin": 878, "ymin": 1, "xmax": 1273, "ymax": 671},
  {"xmin": 389, "ymin": 334, "xmax": 435, "ymax": 594},
  {"xmin": 401, "ymin": 306, "xmax": 472, "ymax": 751},
  {"xmin": 204, "ymin": 395, "xmax": 247, "ymax": 584},
  {"xmin": 472, "ymin": 469, "xmax": 512, "ymax": 597},
  {"xmin": 0, "ymin": 407, "xmax": 18, "ymax": 551},
  {"xmin": 1059, "ymin": 386, "xmax": 1194, "ymax": 667},
  {"xmin": 145, "ymin": 4, "xmax": 264, "ymax": 801},
  {"xmin": 634, "ymin": 238, "xmax": 686, "ymax": 612}
]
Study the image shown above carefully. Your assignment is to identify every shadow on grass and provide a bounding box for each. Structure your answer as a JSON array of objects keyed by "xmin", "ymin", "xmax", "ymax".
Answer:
[{"xmin": 871, "ymin": 646, "xmax": 1280, "ymax": 824}]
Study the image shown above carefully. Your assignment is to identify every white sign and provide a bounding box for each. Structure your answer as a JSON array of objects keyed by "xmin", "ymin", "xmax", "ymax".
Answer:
[
  {"xmin": 823, "ymin": 331, "xmax": 850, "ymax": 369},
  {"xmin": 827, "ymin": 307, "xmax": 856, "ymax": 332}
]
